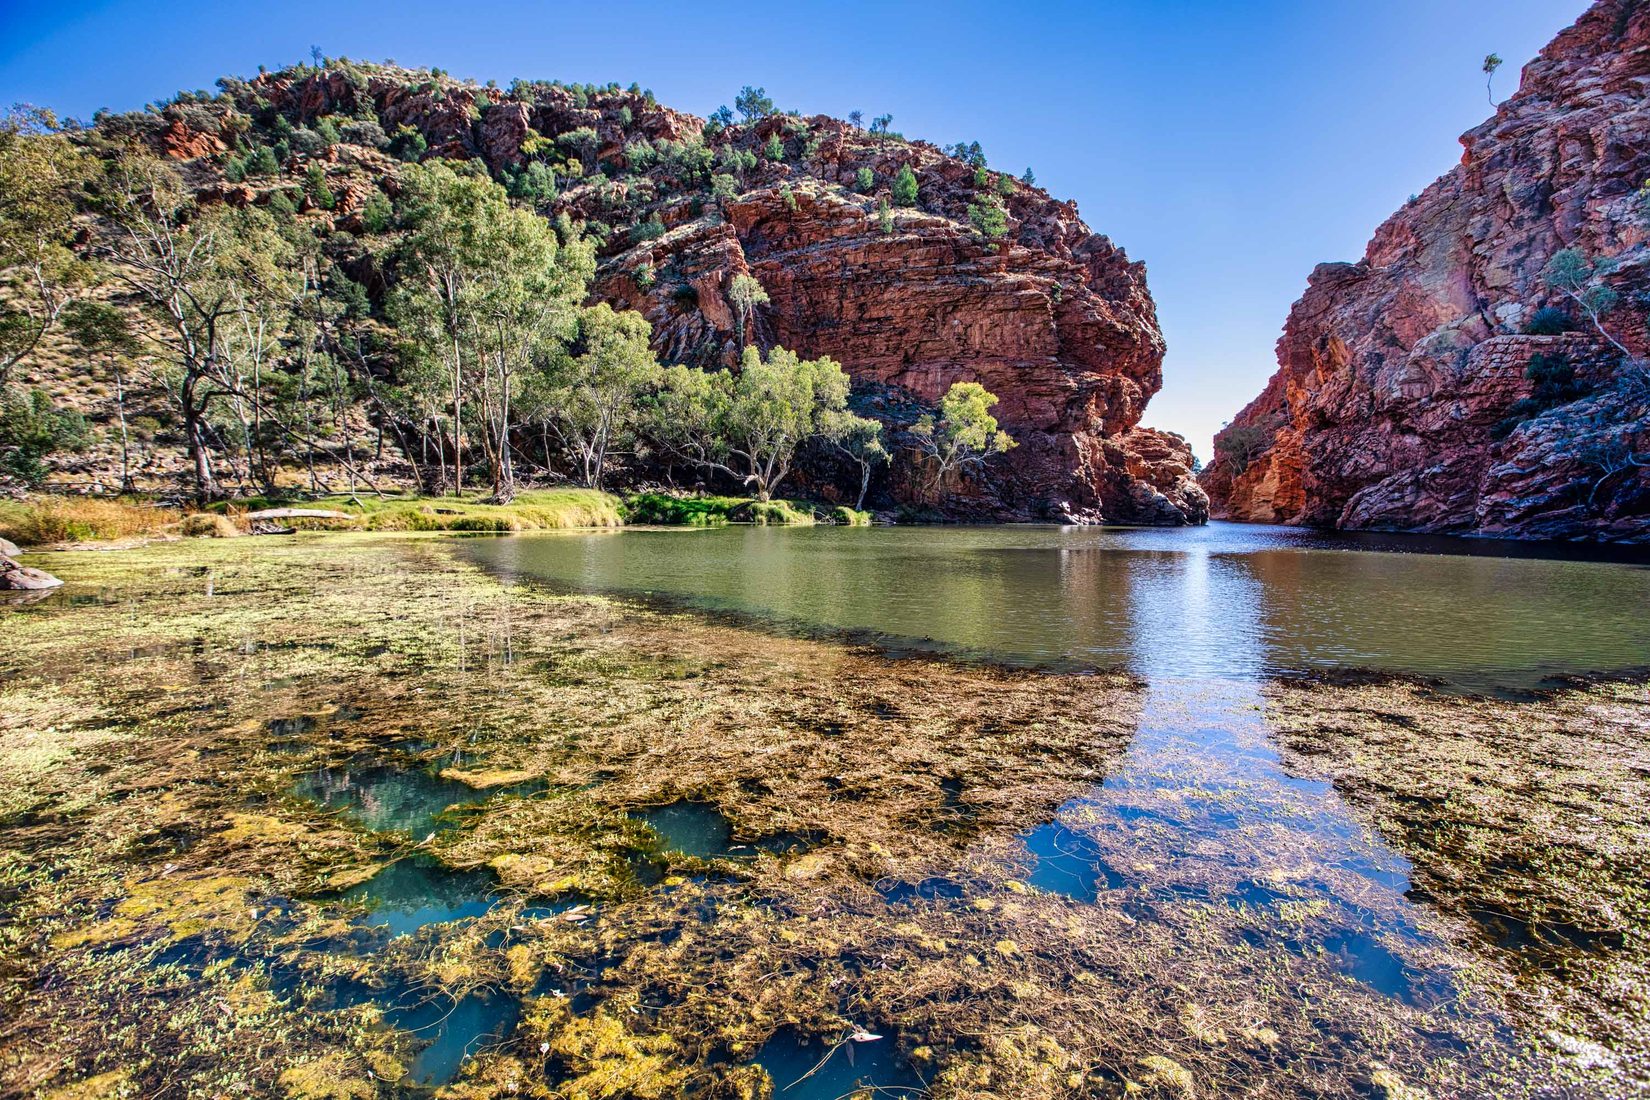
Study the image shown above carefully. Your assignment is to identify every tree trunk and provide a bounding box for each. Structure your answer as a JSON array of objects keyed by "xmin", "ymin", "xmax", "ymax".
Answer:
[
  {"xmin": 113, "ymin": 360, "xmax": 133, "ymax": 494},
  {"xmin": 185, "ymin": 401, "xmax": 218, "ymax": 503}
]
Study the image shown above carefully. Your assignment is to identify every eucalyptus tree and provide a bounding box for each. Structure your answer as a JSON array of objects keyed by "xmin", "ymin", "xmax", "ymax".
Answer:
[
  {"xmin": 0, "ymin": 106, "xmax": 97, "ymax": 386},
  {"xmin": 93, "ymin": 153, "xmax": 299, "ymax": 501},
  {"xmin": 727, "ymin": 272, "xmax": 769, "ymax": 348},
  {"xmin": 912, "ymin": 381, "xmax": 1016, "ymax": 500},
  {"xmin": 652, "ymin": 344, "xmax": 855, "ymax": 501},
  {"xmin": 823, "ymin": 407, "xmax": 888, "ymax": 510},
  {"xmin": 531, "ymin": 303, "xmax": 661, "ymax": 489},
  {"xmin": 389, "ymin": 160, "xmax": 593, "ymax": 501},
  {"xmin": 62, "ymin": 301, "xmax": 140, "ymax": 491}
]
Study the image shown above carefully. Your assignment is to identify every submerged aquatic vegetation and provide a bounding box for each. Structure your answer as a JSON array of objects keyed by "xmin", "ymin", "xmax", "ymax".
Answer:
[{"xmin": 0, "ymin": 534, "xmax": 1645, "ymax": 1098}]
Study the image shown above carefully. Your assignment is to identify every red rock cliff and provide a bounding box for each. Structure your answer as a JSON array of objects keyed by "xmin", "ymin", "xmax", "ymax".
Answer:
[
  {"xmin": 204, "ymin": 66, "xmax": 1204, "ymax": 523},
  {"xmin": 1201, "ymin": 0, "xmax": 1650, "ymax": 542}
]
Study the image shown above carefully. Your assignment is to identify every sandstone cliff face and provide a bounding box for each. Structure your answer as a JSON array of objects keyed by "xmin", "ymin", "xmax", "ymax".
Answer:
[
  {"xmin": 182, "ymin": 65, "xmax": 1204, "ymax": 523},
  {"xmin": 1201, "ymin": 0, "xmax": 1650, "ymax": 541}
]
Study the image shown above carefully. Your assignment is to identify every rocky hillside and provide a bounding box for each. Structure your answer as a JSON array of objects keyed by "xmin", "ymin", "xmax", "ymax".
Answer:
[
  {"xmin": 1201, "ymin": 0, "xmax": 1650, "ymax": 542},
  {"xmin": 94, "ymin": 62, "xmax": 1205, "ymax": 523}
]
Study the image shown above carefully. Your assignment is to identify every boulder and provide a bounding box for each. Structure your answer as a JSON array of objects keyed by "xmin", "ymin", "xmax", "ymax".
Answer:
[{"xmin": 0, "ymin": 554, "xmax": 64, "ymax": 591}]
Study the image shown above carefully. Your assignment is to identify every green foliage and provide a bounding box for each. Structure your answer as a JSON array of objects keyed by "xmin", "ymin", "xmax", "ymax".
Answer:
[
  {"xmin": 388, "ymin": 160, "xmax": 596, "ymax": 497},
  {"xmin": 314, "ymin": 117, "xmax": 341, "ymax": 146},
  {"xmin": 347, "ymin": 489, "xmax": 623, "ymax": 530},
  {"xmin": 289, "ymin": 127, "xmax": 326, "ymax": 156},
  {"xmin": 360, "ymin": 189, "xmax": 393, "ymax": 232},
  {"xmin": 1493, "ymin": 352, "xmax": 1591, "ymax": 439},
  {"xmin": 506, "ymin": 161, "xmax": 558, "ymax": 206},
  {"xmin": 891, "ymin": 164, "xmax": 918, "ymax": 207},
  {"xmin": 559, "ymin": 127, "xmax": 600, "ymax": 168},
  {"xmin": 0, "ymin": 385, "xmax": 91, "ymax": 485},
  {"xmin": 968, "ymin": 193, "xmax": 1009, "ymax": 242},
  {"xmin": 855, "ymin": 166, "xmax": 875, "ymax": 193},
  {"xmin": 973, "ymin": 165, "xmax": 990, "ymax": 189},
  {"xmin": 831, "ymin": 505, "xmax": 872, "ymax": 526},
  {"xmin": 764, "ymin": 134, "xmax": 785, "ymax": 162},
  {"xmin": 945, "ymin": 141, "xmax": 986, "ymax": 168},
  {"xmin": 735, "ymin": 86, "xmax": 774, "ymax": 122},
  {"xmin": 912, "ymin": 381, "xmax": 1016, "ymax": 495},
  {"xmin": 823, "ymin": 406, "xmax": 888, "ymax": 509},
  {"xmin": 1021, "ymin": 167, "xmax": 1036, "ymax": 186},
  {"xmin": 629, "ymin": 217, "xmax": 667, "ymax": 245},
  {"xmin": 727, "ymin": 273, "xmax": 770, "ymax": 346},
  {"xmin": 995, "ymin": 173, "xmax": 1016, "ymax": 198},
  {"xmin": 1544, "ymin": 248, "xmax": 1628, "ymax": 356},
  {"xmin": 340, "ymin": 119, "xmax": 388, "ymax": 148},
  {"xmin": 877, "ymin": 198, "xmax": 893, "ymax": 235},
  {"xmin": 529, "ymin": 303, "xmax": 662, "ymax": 488},
  {"xmin": 621, "ymin": 492, "xmax": 812, "ymax": 526},
  {"xmin": 779, "ymin": 183, "xmax": 798, "ymax": 212},
  {"xmin": 304, "ymin": 162, "xmax": 334, "ymax": 210},
  {"xmin": 389, "ymin": 125, "xmax": 427, "ymax": 162},
  {"xmin": 1214, "ymin": 424, "xmax": 1269, "ymax": 474},
  {"xmin": 0, "ymin": 107, "xmax": 97, "ymax": 383},
  {"xmin": 648, "ymin": 345, "xmax": 856, "ymax": 501},
  {"xmin": 711, "ymin": 173, "xmax": 739, "ymax": 202},
  {"xmin": 1523, "ymin": 306, "xmax": 1572, "ymax": 335},
  {"xmin": 241, "ymin": 145, "xmax": 279, "ymax": 178}
]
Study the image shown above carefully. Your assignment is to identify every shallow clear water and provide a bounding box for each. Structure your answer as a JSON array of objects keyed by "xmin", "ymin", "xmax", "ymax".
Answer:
[
  {"xmin": 458, "ymin": 520, "xmax": 1650, "ymax": 1083},
  {"xmin": 753, "ymin": 1027, "xmax": 927, "ymax": 1099},
  {"xmin": 293, "ymin": 763, "xmax": 483, "ymax": 837},
  {"xmin": 461, "ymin": 521, "xmax": 1650, "ymax": 693},
  {"xmin": 340, "ymin": 856, "xmax": 499, "ymax": 937},
  {"xmin": 382, "ymin": 988, "xmax": 520, "ymax": 1086}
]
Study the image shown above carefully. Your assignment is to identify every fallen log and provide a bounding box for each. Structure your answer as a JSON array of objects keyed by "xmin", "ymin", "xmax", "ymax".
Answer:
[{"xmin": 241, "ymin": 508, "xmax": 356, "ymax": 521}]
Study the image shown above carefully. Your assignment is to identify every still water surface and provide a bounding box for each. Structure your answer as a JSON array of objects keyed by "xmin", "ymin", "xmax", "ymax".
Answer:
[
  {"xmin": 451, "ymin": 524, "xmax": 1650, "ymax": 1090},
  {"xmin": 462, "ymin": 521, "xmax": 1650, "ymax": 692}
]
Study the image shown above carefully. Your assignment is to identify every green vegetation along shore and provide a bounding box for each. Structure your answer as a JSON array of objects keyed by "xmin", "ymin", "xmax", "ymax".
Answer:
[{"xmin": 0, "ymin": 489, "xmax": 870, "ymax": 548}]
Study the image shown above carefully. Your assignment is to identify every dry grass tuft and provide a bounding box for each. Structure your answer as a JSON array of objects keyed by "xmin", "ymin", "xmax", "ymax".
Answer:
[{"xmin": 0, "ymin": 496, "xmax": 179, "ymax": 546}]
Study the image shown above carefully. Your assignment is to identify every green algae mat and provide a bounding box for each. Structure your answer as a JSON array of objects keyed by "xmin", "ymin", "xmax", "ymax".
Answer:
[{"xmin": 1, "ymin": 534, "xmax": 1646, "ymax": 1098}]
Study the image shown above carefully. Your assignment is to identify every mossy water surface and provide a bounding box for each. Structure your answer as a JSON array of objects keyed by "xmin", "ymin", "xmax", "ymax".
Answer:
[{"xmin": 1, "ymin": 534, "xmax": 1645, "ymax": 1098}]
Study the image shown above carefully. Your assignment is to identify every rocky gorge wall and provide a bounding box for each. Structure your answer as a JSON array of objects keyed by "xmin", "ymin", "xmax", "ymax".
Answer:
[
  {"xmin": 137, "ymin": 65, "xmax": 1206, "ymax": 523},
  {"xmin": 1201, "ymin": 0, "xmax": 1650, "ymax": 541}
]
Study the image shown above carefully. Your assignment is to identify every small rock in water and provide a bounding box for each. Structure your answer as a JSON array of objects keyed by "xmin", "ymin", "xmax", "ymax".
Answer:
[{"xmin": 0, "ymin": 553, "xmax": 63, "ymax": 591}]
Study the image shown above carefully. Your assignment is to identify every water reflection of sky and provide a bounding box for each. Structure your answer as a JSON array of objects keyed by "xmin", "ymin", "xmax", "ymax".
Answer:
[{"xmin": 461, "ymin": 522, "xmax": 1650, "ymax": 693}]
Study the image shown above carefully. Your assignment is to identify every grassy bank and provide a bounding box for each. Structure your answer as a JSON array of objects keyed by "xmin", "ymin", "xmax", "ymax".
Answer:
[
  {"xmin": 1, "ymin": 489, "xmax": 870, "ymax": 548},
  {"xmin": 0, "ymin": 496, "xmax": 179, "ymax": 545},
  {"xmin": 621, "ymin": 491, "xmax": 870, "ymax": 527}
]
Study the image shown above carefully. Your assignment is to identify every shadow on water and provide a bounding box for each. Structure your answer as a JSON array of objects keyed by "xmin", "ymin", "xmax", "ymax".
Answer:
[{"xmin": 752, "ymin": 1027, "xmax": 926, "ymax": 1099}]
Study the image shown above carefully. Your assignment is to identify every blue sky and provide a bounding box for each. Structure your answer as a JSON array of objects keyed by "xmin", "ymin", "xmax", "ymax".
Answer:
[{"xmin": 0, "ymin": 0, "xmax": 1592, "ymax": 460}]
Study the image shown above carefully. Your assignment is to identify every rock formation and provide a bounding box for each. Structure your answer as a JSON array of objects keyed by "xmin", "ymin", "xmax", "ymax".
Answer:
[
  {"xmin": 0, "ymin": 553, "xmax": 63, "ymax": 591},
  {"xmin": 1201, "ymin": 0, "xmax": 1650, "ymax": 541},
  {"xmin": 142, "ymin": 64, "xmax": 1204, "ymax": 524}
]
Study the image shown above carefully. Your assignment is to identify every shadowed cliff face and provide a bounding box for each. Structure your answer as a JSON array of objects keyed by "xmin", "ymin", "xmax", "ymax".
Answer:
[
  {"xmin": 1202, "ymin": 0, "xmax": 1650, "ymax": 542},
  {"xmin": 162, "ymin": 66, "xmax": 1206, "ymax": 524}
]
